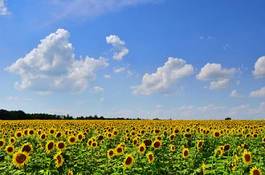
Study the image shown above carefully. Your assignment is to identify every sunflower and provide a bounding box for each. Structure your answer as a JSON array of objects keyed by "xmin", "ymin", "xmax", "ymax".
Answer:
[
  {"xmin": 12, "ymin": 151, "xmax": 30, "ymax": 168},
  {"xmin": 68, "ymin": 136, "xmax": 76, "ymax": 145},
  {"xmin": 56, "ymin": 141, "xmax": 66, "ymax": 151},
  {"xmin": 107, "ymin": 149, "xmax": 115, "ymax": 159},
  {"xmin": 146, "ymin": 152, "xmax": 155, "ymax": 163},
  {"xmin": 15, "ymin": 131, "xmax": 23, "ymax": 138},
  {"xmin": 9, "ymin": 137, "xmax": 16, "ymax": 144},
  {"xmin": 250, "ymin": 166, "xmax": 262, "ymax": 175},
  {"xmin": 54, "ymin": 152, "xmax": 64, "ymax": 168},
  {"xmin": 152, "ymin": 139, "xmax": 162, "ymax": 149},
  {"xmin": 214, "ymin": 147, "xmax": 224, "ymax": 157},
  {"xmin": 182, "ymin": 147, "xmax": 189, "ymax": 159},
  {"xmin": 242, "ymin": 150, "xmax": 252, "ymax": 165},
  {"xmin": 87, "ymin": 139, "xmax": 93, "ymax": 147},
  {"xmin": 28, "ymin": 129, "xmax": 34, "ymax": 135},
  {"xmin": 169, "ymin": 144, "xmax": 176, "ymax": 152},
  {"xmin": 77, "ymin": 133, "xmax": 84, "ymax": 141},
  {"xmin": 45, "ymin": 140, "xmax": 55, "ymax": 154},
  {"xmin": 5, "ymin": 145, "xmax": 14, "ymax": 155},
  {"xmin": 123, "ymin": 154, "xmax": 134, "ymax": 169},
  {"xmin": 224, "ymin": 144, "xmax": 230, "ymax": 152},
  {"xmin": 115, "ymin": 145, "xmax": 124, "ymax": 156},
  {"xmin": 143, "ymin": 139, "xmax": 152, "ymax": 147},
  {"xmin": 21, "ymin": 143, "xmax": 33, "ymax": 154},
  {"xmin": 0, "ymin": 138, "xmax": 5, "ymax": 148},
  {"xmin": 196, "ymin": 140, "xmax": 204, "ymax": 150},
  {"xmin": 67, "ymin": 169, "xmax": 74, "ymax": 175},
  {"xmin": 138, "ymin": 143, "xmax": 146, "ymax": 155},
  {"xmin": 91, "ymin": 141, "xmax": 98, "ymax": 148},
  {"xmin": 40, "ymin": 133, "xmax": 46, "ymax": 140},
  {"xmin": 213, "ymin": 130, "xmax": 221, "ymax": 138},
  {"xmin": 56, "ymin": 132, "xmax": 62, "ymax": 138}
]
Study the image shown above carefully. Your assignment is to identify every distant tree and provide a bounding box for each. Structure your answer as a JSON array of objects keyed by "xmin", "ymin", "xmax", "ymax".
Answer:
[{"xmin": 225, "ymin": 117, "xmax": 232, "ymax": 120}]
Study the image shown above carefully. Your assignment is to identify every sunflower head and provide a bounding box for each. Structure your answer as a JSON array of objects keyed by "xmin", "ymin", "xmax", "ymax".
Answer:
[
  {"xmin": 6, "ymin": 145, "xmax": 14, "ymax": 155},
  {"xmin": 68, "ymin": 136, "xmax": 76, "ymax": 145},
  {"xmin": 115, "ymin": 145, "xmax": 124, "ymax": 156},
  {"xmin": 242, "ymin": 150, "xmax": 252, "ymax": 165},
  {"xmin": 15, "ymin": 131, "xmax": 23, "ymax": 138},
  {"xmin": 107, "ymin": 149, "xmax": 115, "ymax": 159},
  {"xmin": 57, "ymin": 141, "xmax": 66, "ymax": 150},
  {"xmin": 45, "ymin": 140, "xmax": 55, "ymax": 154},
  {"xmin": 54, "ymin": 152, "xmax": 64, "ymax": 168},
  {"xmin": 250, "ymin": 166, "xmax": 262, "ymax": 175},
  {"xmin": 9, "ymin": 137, "xmax": 16, "ymax": 144},
  {"xmin": 21, "ymin": 143, "xmax": 33, "ymax": 154},
  {"xmin": 169, "ymin": 144, "xmax": 176, "ymax": 152},
  {"xmin": 146, "ymin": 152, "xmax": 155, "ymax": 164},
  {"xmin": 0, "ymin": 139, "xmax": 5, "ymax": 148},
  {"xmin": 182, "ymin": 147, "xmax": 189, "ymax": 159},
  {"xmin": 152, "ymin": 139, "xmax": 162, "ymax": 149},
  {"xmin": 12, "ymin": 151, "xmax": 30, "ymax": 168},
  {"xmin": 123, "ymin": 154, "xmax": 134, "ymax": 169},
  {"xmin": 138, "ymin": 143, "xmax": 146, "ymax": 154},
  {"xmin": 196, "ymin": 140, "xmax": 204, "ymax": 150},
  {"xmin": 67, "ymin": 169, "xmax": 74, "ymax": 175}
]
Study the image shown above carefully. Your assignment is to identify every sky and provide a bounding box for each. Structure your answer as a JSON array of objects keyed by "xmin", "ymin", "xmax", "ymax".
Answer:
[{"xmin": 0, "ymin": 0, "xmax": 265, "ymax": 119}]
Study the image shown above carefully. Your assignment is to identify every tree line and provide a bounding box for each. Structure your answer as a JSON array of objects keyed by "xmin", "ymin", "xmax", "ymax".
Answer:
[{"xmin": 0, "ymin": 109, "xmax": 136, "ymax": 120}]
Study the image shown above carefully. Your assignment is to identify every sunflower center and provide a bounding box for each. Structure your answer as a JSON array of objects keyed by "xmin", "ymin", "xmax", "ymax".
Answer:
[
  {"xmin": 244, "ymin": 154, "xmax": 251, "ymax": 162},
  {"xmin": 253, "ymin": 169, "xmax": 260, "ymax": 175},
  {"xmin": 16, "ymin": 153, "xmax": 26, "ymax": 164},
  {"xmin": 22, "ymin": 145, "xmax": 31, "ymax": 152},
  {"xmin": 48, "ymin": 142, "xmax": 54, "ymax": 150},
  {"xmin": 125, "ymin": 157, "xmax": 132, "ymax": 165}
]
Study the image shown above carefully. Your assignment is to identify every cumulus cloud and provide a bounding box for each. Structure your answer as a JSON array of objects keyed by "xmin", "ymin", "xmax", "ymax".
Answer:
[
  {"xmin": 230, "ymin": 89, "xmax": 241, "ymax": 98},
  {"xmin": 133, "ymin": 57, "xmax": 194, "ymax": 95},
  {"xmin": 196, "ymin": 63, "xmax": 237, "ymax": 90},
  {"xmin": 104, "ymin": 74, "xmax": 111, "ymax": 79},
  {"xmin": 113, "ymin": 67, "xmax": 127, "ymax": 73},
  {"xmin": 250, "ymin": 87, "xmax": 265, "ymax": 98},
  {"xmin": 6, "ymin": 29, "xmax": 108, "ymax": 93},
  {"xmin": 106, "ymin": 35, "xmax": 129, "ymax": 61},
  {"xmin": 0, "ymin": 0, "xmax": 9, "ymax": 15},
  {"xmin": 253, "ymin": 56, "xmax": 265, "ymax": 78},
  {"xmin": 93, "ymin": 86, "xmax": 104, "ymax": 93}
]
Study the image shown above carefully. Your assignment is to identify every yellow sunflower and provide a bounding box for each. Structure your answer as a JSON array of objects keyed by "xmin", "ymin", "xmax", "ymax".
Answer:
[
  {"xmin": 242, "ymin": 150, "xmax": 252, "ymax": 165},
  {"xmin": 54, "ymin": 152, "xmax": 64, "ymax": 168},
  {"xmin": 123, "ymin": 154, "xmax": 134, "ymax": 169},
  {"xmin": 146, "ymin": 152, "xmax": 155, "ymax": 164},
  {"xmin": 12, "ymin": 151, "xmax": 30, "ymax": 168},
  {"xmin": 182, "ymin": 147, "xmax": 189, "ymax": 159},
  {"xmin": 250, "ymin": 166, "xmax": 262, "ymax": 175}
]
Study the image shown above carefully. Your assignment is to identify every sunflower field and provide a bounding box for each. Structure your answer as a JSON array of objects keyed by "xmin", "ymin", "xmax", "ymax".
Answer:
[{"xmin": 0, "ymin": 120, "xmax": 264, "ymax": 175}]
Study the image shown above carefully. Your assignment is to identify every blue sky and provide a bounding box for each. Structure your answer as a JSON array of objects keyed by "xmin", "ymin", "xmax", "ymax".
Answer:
[{"xmin": 1, "ymin": 0, "xmax": 265, "ymax": 119}]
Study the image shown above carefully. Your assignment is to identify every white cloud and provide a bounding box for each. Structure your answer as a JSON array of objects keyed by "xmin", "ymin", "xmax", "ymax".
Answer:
[
  {"xmin": 253, "ymin": 56, "xmax": 265, "ymax": 78},
  {"xmin": 106, "ymin": 35, "xmax": 129, "ymax": 61},
  {"xmin": 0, "ymin": 0, "xmax": 9, "ymax": 15},
  {"xmin": 196, "ymin": 63, "xmax": 237, "ymax": 90},
  {"xmin": 6, "ymin": 29, "xmax": 108, "ymax": 93},
  {"xmin": 93, "ymin": 86, "xmax": 104, "ymax": 93},
  {"xmin": 230, "ymin": 89, "xmax": 241, "ymax": 98},
  {"xmin": 113, "ymin": 67, "xmax": 126, "ymax": 73},
  {"xmin": 133, "ymin": 57, "xmax": 194, "ymax": 95},
  {"xmin": 104, "ymin": 74, "xmax": 111, "ymax": 79},
  {"xmin": 250, "ymin": 87, "xmax": 265, "ymax": 98}
]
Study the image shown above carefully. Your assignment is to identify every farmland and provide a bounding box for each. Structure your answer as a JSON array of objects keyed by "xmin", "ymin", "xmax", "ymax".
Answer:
[{"xmin": 0, "ymin": 120, "xmax": 264, "ymax": 175}]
